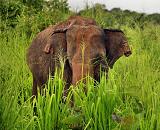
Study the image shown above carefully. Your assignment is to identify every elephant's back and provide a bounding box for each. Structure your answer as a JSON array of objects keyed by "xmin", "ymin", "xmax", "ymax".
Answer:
[
  {"xmin": 26, "ymin": 25, "xmax": 55, "ymax": 70},
  {"xmin": 67, "ymin": 25, "xmax": 104, "ymax": 50},
  {"xmin": 68, "ymin": 16, "xmax": 97, "ymax": 25},
  {"xmin": 67, "ymin": 25, "xmax": 103, "ymax": 42},
  {"xmin": 66, "ymin": 25, "xmax": 105, "ymax": 64}
]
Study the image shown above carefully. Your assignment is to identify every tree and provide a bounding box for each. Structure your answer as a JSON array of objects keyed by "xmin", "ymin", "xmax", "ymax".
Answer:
[{"xmin": 45, "ymin": 0, "xmax": 69, "ymax": 12}]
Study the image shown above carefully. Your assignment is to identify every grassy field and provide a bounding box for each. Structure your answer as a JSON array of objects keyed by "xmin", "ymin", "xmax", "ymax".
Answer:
[{"xmin": 0, "ymin": 11, "xmax": 160, "ymax": 130}]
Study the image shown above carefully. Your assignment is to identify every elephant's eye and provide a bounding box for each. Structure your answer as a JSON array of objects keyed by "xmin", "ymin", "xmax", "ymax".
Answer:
[{"xmin": 121, "ymin": 41, "xmax": 127, "ymax": 47}]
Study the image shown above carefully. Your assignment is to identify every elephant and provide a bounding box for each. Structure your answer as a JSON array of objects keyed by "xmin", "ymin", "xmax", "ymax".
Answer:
[
  {"xmin": 27, "ymin": 20, "xmax": 132, "ymax": 99},
  {"xmin": 27, "ymin": 16, "xmax": 98, "ymax": 98}
]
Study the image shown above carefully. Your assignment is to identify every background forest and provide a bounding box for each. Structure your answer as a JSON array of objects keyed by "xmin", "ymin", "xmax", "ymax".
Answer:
[{"xmin": 0, "ymin": 0, "xmax": 160, "ymax": 129}]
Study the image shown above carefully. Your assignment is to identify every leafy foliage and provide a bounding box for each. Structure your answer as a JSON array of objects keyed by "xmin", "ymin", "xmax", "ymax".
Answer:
[
  {"xmin": 0, "ymin": 0, "xmax": 22, "ymax": 27},
  {"xmin": 0, "ymin": 0, "xmax": 69, "ymax": 30},
  {"xmin": 0, "ymin": 1, "xmax": 160, "ymax": 130},
  {"xmin": 79, "ymin": 4, "xmax": 160, "ymax": 28}
]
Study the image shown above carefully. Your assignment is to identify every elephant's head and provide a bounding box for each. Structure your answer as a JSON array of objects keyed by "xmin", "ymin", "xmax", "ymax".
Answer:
[
  {"xmin": 104, "ymin": 29, "xmax": 132, "ymax": 68},
  {"xmin": 67, "ymin": 25, "xmax": 108, "ymax": 85}
]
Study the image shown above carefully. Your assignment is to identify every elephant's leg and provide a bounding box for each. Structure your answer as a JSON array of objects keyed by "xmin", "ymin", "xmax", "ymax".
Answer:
[
  {"xmin": 72, "ymin": 62, "xmax": 93, "ymax": 96},
  {"xmin": 72, "ymin": 62, "xmax": 93, "ymax": 85},
  {"xmin": 32, "ymin": 74, "xmax": 47, "ymax": 115},
  {"xmin": 31, "ymin": 75, "xmax": 39, "ymax": 115},
  {"xmin": 37, "ymin": 75, "xmax": 48, "ymax": 96},
  {"xmin": 32, "ymin": 75, "xmax": 38, "ymax": 98},
  {"xmin": 63, "ymin": 60, "xmax": 72, "ymax": 102},
  {"xmin": 69, "ymin": 63, "xmax": 93, "ymax": 106}
]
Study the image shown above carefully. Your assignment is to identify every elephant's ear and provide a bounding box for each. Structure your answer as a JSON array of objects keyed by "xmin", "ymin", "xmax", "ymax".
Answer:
[
  {"xmin": 103, "ymin": 29, "xmax": 109, "ymax": 34},
  {"xmin": 103, "ymin": 29, "xmax": 110, "ymax": 53},
  {"xmin": 43, "ymin": 43, "xmax": 54, "ymax": 54},
  {"xmin": 103, "ymin": 29, "xmax": 110, "ymax": 44},
  {"xmin": 103, "ymin": 29, "xmax": 113, "ymax": 68}
]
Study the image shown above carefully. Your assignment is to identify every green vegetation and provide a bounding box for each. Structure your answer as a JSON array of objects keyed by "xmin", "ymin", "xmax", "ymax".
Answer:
[{"xmin": 0, "ymin": 1, "xmax": 160, "ymax": 129}]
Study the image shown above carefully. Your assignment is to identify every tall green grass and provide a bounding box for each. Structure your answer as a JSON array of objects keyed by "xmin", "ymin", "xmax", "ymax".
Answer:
[{"xmin": 0, "ymin": 16, "xmax": 160, "ymax": 130}]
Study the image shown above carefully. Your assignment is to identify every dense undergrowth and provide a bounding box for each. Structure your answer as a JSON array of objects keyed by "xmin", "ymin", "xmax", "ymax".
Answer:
[{"xmin": 0, "ymin": 1, "xmax": 160, "ymax": 129}]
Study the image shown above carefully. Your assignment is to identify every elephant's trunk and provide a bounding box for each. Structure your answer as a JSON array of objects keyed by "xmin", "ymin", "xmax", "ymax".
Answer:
[{"xmin": 94, "ymin": 56, "xmax": 109, "ymax": 81}]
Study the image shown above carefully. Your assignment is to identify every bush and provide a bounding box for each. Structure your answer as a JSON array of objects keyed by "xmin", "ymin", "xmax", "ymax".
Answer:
[{"xmin": 0, "ymin": 0, "xmax": 23, "ymax": 27}]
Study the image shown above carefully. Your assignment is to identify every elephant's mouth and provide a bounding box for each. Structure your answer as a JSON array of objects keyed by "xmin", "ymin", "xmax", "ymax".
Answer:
[
  {"xmin": 109, "ymin": 51, "xmax": 132, "ymax": 68},
  {"xmin": 123, "ymin": 43, "xmax": 132, "ymax": 57},
  {"xmin": 124, "ymin": 50, "xmax": 132, "ymax": 57}
]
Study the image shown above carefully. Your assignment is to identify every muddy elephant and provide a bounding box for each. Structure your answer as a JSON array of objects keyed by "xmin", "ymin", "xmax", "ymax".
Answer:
[
  {"xmin": 27, "ymin": 19, "xmax": 132, "ymax": 98},
  {"xmin": 66, "ymin": 25, "xmax": 132, "ymax": 85},
  {"xmin": 27, "ymin": 16, "xmax": 97, "ymax": 97}
]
